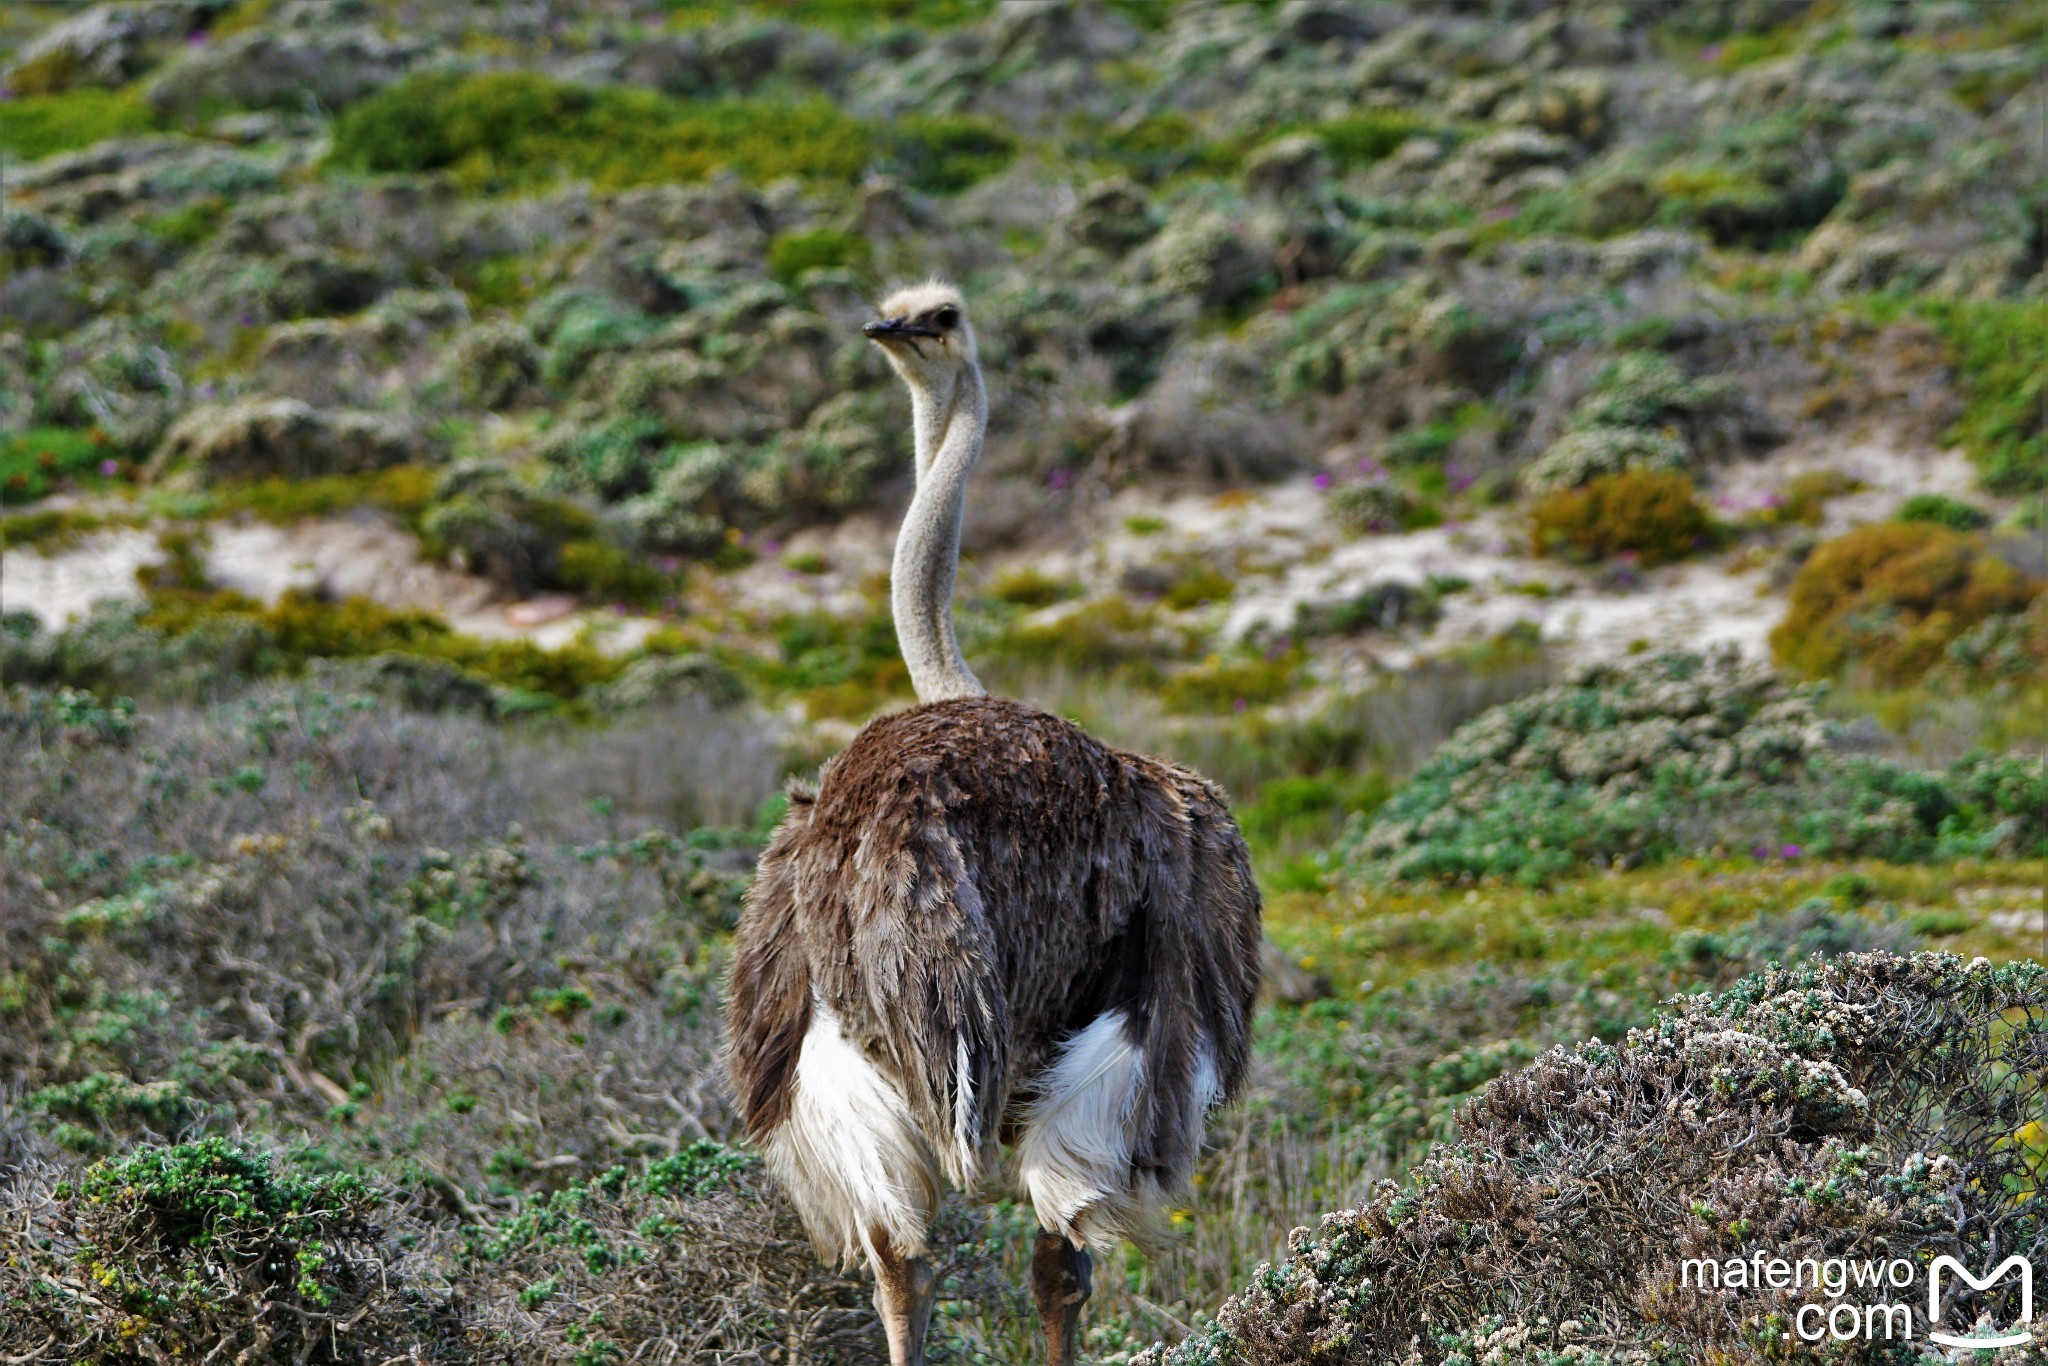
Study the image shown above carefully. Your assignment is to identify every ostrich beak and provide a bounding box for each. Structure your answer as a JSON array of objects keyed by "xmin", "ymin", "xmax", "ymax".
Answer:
[{"xmin": 863, "ymin": 318, "xmax": 939, "ymax": 341}]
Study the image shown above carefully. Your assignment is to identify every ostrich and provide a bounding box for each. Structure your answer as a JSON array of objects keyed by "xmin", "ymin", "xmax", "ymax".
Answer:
[{"xmin": 726, "ymin": 283, "xmax": 1262, "ymax": 1366}]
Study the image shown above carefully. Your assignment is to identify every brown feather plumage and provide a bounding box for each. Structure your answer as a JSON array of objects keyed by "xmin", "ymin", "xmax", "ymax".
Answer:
[{"xmin": 725, "ymin": 695, "xmax": 1262, "ymax": 1215}]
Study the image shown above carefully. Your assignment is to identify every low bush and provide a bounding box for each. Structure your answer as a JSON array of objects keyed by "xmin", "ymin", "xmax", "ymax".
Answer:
[
  {"xmin": 0, "ymin": 426, "xmax": 118, "ymax": 504},
  {"xmin": 0, "ymin": 88, "xmax": 156, "ymax": 161},
  {"xmin": 1236, "ymin": 769, "xmax": 1391, "ymax": 854},
  {"xmin": 1155, "ymin": 952, "xmax": 2048, "ymax": 1365},
  {"xmin": 329, "ymin": 71, "xmax": 872, "ymax": 191},
  {"xmin": 0, "ymin": 1140, "xmax": 456, "ymax": 1361},
  {"xmin": 0, "ymin": 1136, "xmax": 987, "ymax": 1363},
  {"xmin": 1920, "ymin": 298, "xmax": 2047, "ymax": 494},
  {"xmin": 456, "ymin": 1141, "xmax": 915, "ymax": 1360},
  {"xmin": 1342, "ymin": 650, "xmax": 2047, "ymax": 885},
  {"xmin": 1317, "ymin": 111, "xmax": 1429, "ymax": 168},
  {"xmin": 141, "ymin": 585, "xmax": 628, "ymax": 699},
  {"xmin": 1327, "ymin": 480, "xmax": 1437, "ymax": 535},
  {"xmin": 1569, "ymin": 352, "xmax": 1739, "ymax": 437},
  {"xmin": 1529, "ymin": 469, "xmax": 1717, "ymax": 567},
  {"xmin": 1651, "ymin": 124, "xmax": 1846, "ymax": 250},
  {"xmin": 1895, "ymin": 492, "xmax": 1991, "ymax": 531},
  {"xmin": 1294, "ymin": 579, "xmax": 1453, "ymax": 637},
  {"xmin": 723, "ymin": 607, "xmax": 912, "ymax": 720},
  {"xmin": 1520, "ymin": 424, "xmax": 1689, "ymax": 494},
  {"xmin": 767, "ymin": 226, "xmax": 872, "ymax": 286},
  {"xmin": 888, "ymin": 113, "xmax": 1018, "ymax": 193},
  {"xmin": 1771, "ymin": 521, "xmax": 2042, "ymax": 685},
  {"xmin": 986, "ymin": 566, "xmax": 1081, "ymax": 608},
  {"xmin": 328, "ymin": 72, "xmax": 1013, "ymax": 197},
  {"xmin": 1160, "ymin": 651, "xmax": 1302, "ymax": 715}
]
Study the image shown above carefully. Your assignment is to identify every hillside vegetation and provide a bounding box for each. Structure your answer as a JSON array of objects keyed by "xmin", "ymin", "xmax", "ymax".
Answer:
[{"xmin": 2, "ymin": 0, "xmax": 2044, "ymax": 1362}]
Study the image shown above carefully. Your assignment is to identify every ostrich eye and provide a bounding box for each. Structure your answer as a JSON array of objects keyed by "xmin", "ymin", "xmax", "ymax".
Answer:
[{"xmin": 934, "ymin": 307, "xmax": 960, "ymax": 329}]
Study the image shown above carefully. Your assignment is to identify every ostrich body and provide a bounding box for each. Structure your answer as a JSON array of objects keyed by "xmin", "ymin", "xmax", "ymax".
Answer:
[{"xmin": 726, "ymin": 284, "xmax": 1262, "ymax": 1365}]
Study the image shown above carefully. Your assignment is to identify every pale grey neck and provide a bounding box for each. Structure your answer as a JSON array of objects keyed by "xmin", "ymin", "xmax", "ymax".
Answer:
[{"xmin": 892, "ymin": 364, "xmax": 986, "ymax": 703}]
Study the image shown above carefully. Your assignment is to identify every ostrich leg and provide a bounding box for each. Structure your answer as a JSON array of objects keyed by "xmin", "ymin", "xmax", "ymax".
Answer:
[
  {"xmin": 871, "ymin": 1231, "xmax": 936, "ymax": 1366},
  {"xmin": 1032, "ymin": 1230, "xmax": 1093, "ymax": 1366}
]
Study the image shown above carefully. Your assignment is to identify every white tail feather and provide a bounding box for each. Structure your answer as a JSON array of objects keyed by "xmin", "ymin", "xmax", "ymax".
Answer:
[
  {"xmin": 763, "ymin": 1001, "xmax": 938, "ymax": 1268},
  {"xmin": 1016, "ymin": 1012, "xmax": 1137, "ymax": 1248},
  {"xmin": 952, "ymin": 1033, "xmax": 978, "ymax": 1186}
]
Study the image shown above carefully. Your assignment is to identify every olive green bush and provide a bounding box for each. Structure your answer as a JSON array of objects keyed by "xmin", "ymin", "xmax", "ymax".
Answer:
[
  {"xmin": 1528, "ymin": 469, "xmax": 1717, "ymax": 567},
  {"xmin": 1771, "ymin": 521, "xmax": 2042, "ymax": 685},
  {"xmin": 1343, "ymin": 651, "xmax": 2048, "ymax": 885}
]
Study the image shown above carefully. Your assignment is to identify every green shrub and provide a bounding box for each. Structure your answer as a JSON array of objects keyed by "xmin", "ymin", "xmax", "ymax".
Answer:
[
  {"xmin": 1895, "ymin": 492, "xmax": 1991, "ymax": 530},
  {"xmin": 141, "ymin": 197, "xmax": 230, "ymax": 249},
  {"xmin": 1296, "ymin": 581, "xmax": 1447, "ymax": 637},
  {"xmin": 1088, "ymin": 110, "xmax": 1230, "ymax": 181},
  {"xmin": 1342, "ymin": 651, "xmax": 2047, "ymax": 885},
  {"xmin": 329, "ymin": 71, "xmax": 872, "ymax": 191},
  {"xmin": 203, "ymin": 465, "xmax": 437, "ymax": 526},
  {"xmin": 888, "ymin": 113, "xmax": 1017, "ymax": 192},
  {"xmin": 0, "ymin": 88, "xmax": 156, "ymax": 161},
  {"xmin": 1160, "ymin": 651, "xmax": 1302, "ymax": 714},
  {"xmin": 532, "ymin": 292, "xmax": 657, "ymax": 388},
  {"xmin": 555, "ymin": 537, "xmax": 666, "ymax": 606},
  {"xmin": 1771, "ymin": 521, "xmax": 2041, "ymax": 684},
  {"xmin": 331, "ymin": 74, "xmax": 1012, "ymax": 199},
  {"xmin": 986, "ymin": 566, "xmax": 1080, "ymax": 608},
  {"xmin": 1317, "ymin": 111, "xmax": 1427, "ymax": 168},
  {"xmin": 1529, "ymin": 469, "xmax": 1717, "ymax": 567},
  {"xmin": 1569, "ymin": 353, "xmax": 1739, "ymax": 434},
  {"xmin": 1521, "ymin": 425, "xmax": 1689, "ymax": 494},
  {"xmin": 980, "ymin": 596, "xmax": 1175, "ymax": 678},
  {"xmin": 1920, "ymin": 298, "xmax": 2047, "ymax": 494},
  {"xmin": 766, "ymin": 226, "xmax": 872, "ymax": 286},
  {"xmin": 1238, "ymin": 770, "xmax": 1391, "ymax": 853},
  {"xmin": 0, "ymin": 1139, "xmax": 450, "ymax": 1358},
  {"xmin": 714, "ymin": 0, "xmax": 994, "ymax": 32},
  {"xmin": 1651, "ymin": 117, "xmax": 1847, "ymax": 250},
  {"xmin": 0, "ymin": 426, "xmax": 118, "ymax": 504},
  {"xmin": 1161, "ymin": 560, "xmax": 1236, "ymax": 610},
  {"xmin": 139, "ymin": 586, "xmax": 625, "ymax": 699},
  {"xmin": 1328, "ymin": 480, "xmax": 1435, "ymax": 534}
]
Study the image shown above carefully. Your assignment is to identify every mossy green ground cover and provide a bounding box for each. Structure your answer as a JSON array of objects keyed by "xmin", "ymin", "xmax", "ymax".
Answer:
[{"xmin": 329, "ymin": 70, "xmax": 1015, "ymax": 195}]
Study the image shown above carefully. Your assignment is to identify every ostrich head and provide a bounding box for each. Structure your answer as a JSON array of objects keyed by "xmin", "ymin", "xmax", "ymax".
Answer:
[{"xmin": 863, "ymin": 281, "xmax": 977, "ymax": 394}]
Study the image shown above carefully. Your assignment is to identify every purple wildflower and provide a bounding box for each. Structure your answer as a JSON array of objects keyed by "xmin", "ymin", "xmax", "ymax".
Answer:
[{"xmin": 1313, "ymin": 471, "xmax": 1333, "ymax": 491}]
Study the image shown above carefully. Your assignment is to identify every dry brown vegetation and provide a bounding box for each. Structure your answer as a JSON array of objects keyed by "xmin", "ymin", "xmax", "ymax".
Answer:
[{"xmin": 1157, "ymin": 952, "xmax": 2048, "ymax": 1365}]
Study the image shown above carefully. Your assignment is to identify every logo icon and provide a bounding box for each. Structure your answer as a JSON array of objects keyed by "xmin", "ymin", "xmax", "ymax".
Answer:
[{"xmin": 1928, "ymin": 1255, "xmax": 2034, "ymax": 1348}]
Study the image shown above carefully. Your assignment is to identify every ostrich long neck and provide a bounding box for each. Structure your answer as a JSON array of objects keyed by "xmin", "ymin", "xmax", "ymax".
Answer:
[{"xmin": 893, "ymin": 363, "xmax": 987, "ymax": 703}]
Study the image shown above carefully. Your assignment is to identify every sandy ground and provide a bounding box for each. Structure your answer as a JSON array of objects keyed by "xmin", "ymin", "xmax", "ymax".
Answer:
[
  {"xmin": 1, "ymin": 434, "xmax": 2000, "ymax": 676},
  {"xmin": 3, "ymin": 511, "xmax": 662, "ymax": 654},
  {"xmin": 1007, "ymin": 435, "xmax": 1996, "ymax": 671}
]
